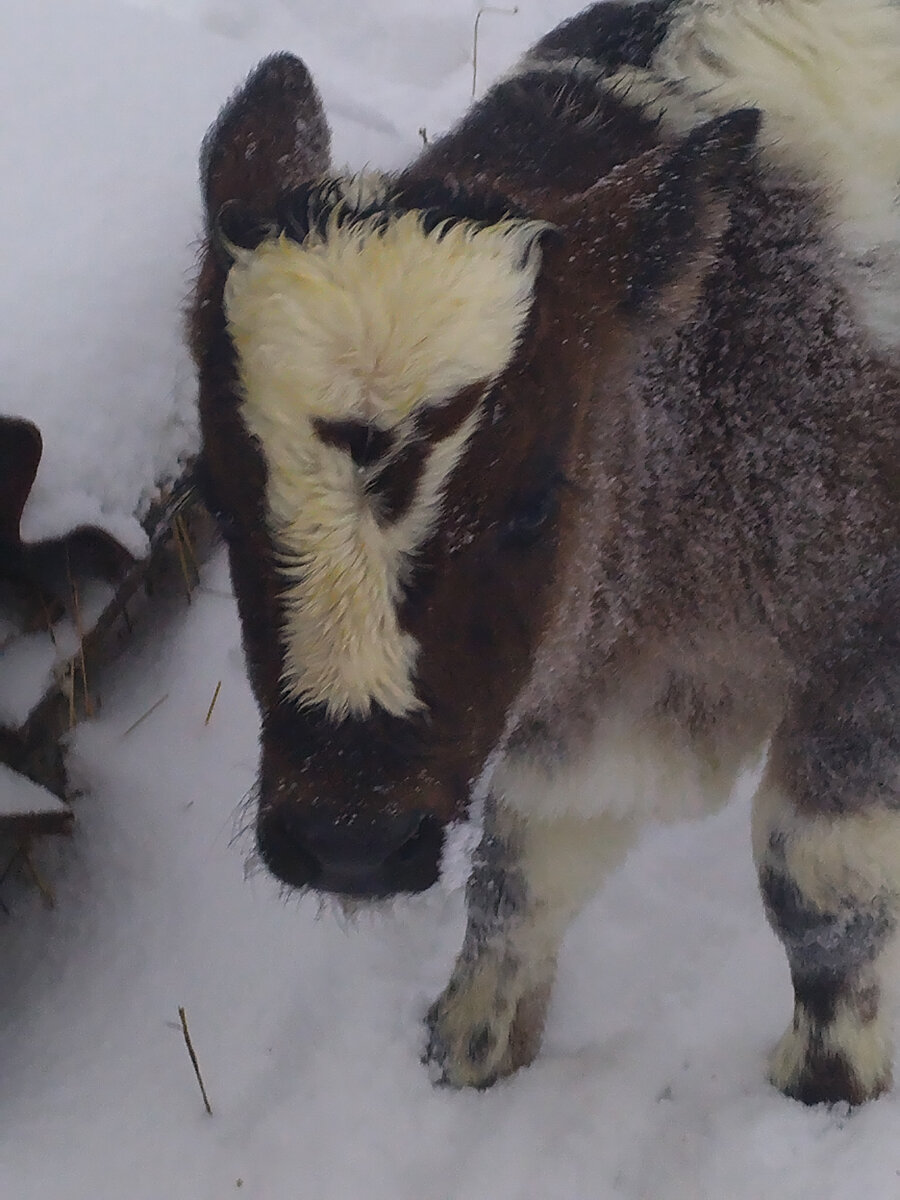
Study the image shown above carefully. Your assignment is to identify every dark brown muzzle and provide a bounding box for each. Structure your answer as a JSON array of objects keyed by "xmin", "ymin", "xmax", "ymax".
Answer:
[{"xmin": 257, "ymin": 802, "xmax": 444, "ymax": 897}]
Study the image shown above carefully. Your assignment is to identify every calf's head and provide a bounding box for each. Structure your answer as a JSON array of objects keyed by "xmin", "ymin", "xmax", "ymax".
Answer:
[{"xmin": 191, "ymin": 55, "xmax": 758, "ymax": 898}]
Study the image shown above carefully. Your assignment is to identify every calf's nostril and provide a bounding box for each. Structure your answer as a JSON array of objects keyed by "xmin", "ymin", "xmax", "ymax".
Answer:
[
  {"xmin": 283, "ymin": 840, "xmax": 322, "ymax": 885},
  {"xmin": 257, "ymin": 808, "xmax": 323, "ymax": 889},
  {"xmin": 391, "ymin": 813, "xmax": 435, "ymax": 864},
  {"xmin": 383, "ymin": 812, "xmax": 443, "ymax": 885}
]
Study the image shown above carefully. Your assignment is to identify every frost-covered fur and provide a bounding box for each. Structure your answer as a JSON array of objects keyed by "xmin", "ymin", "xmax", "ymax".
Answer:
[{"xmin": 426, "ymin": 799, "xmax": 638, "ymax": 1087}]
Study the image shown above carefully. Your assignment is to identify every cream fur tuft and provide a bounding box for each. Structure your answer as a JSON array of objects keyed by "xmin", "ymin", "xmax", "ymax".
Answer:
[
  {"xmin": 225, "ymin": 208, "xmax": 547, "ymax": 720},
  {"xmin": 752, "ymin": 783, "xmax": 900, "ymax": 911},
  {"xmin": 495, "ymin": 716, "xmax": 746, "ymax": 823}
]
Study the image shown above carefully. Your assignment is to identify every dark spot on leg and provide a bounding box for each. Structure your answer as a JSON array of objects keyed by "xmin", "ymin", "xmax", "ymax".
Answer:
[
  {"xmin": 793, "ymin": 972, "xmax": 840, "ymax": 1026},
  {"xmin": 759, "ymin": 867, "xmax": 820, "ymax": 943},
  {"xmin": 777, "ymin": 982, "xmax": 889, "ymax": 1105},
  {"xmin": 759, "ymin": 867, "xmax": 892, "ymax": 978},
  {"xmin": 788, "ymin": 1050, "xmax": 865, "ymax": 1108},
  {"xmin": 467, "ymin": 1024, "xmax": 496, "ymax": 1066},
  {"xmin": 856, "ymin": 983, "xmax": 880, "ymax": 1025},
  {"xmin": 422, "ymin": 1005, "xmax": 447, "ymax": 1068}
]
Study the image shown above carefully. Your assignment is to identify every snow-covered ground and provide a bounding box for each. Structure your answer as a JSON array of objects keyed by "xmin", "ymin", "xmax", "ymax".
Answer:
[{"xmin": 2, "ymin": 2, "xmax": 900, "ymax": 1197}]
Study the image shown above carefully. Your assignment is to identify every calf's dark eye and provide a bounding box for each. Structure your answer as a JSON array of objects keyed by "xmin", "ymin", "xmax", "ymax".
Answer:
[{"xmin": 498, "ymin": 481, "xmax": 562, "ymax": 549}]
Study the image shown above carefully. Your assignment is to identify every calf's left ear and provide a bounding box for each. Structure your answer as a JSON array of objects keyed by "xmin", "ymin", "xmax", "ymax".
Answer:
[
  {"xmin": 201, "ymin": 52, "xmax": 331, "ymax": 235},
  {"xmin": 548, "ymin": 107, "xmax": 761, "ymax": 318}
]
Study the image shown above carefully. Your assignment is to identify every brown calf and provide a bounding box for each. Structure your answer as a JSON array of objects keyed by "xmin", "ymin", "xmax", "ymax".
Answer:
[{"xmin": 189, "ymin": 2, "xmax": 900, "ymax": 1105}]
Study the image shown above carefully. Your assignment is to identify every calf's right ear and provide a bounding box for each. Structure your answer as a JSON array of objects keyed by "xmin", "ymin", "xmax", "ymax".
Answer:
[
  {"xmin": 547, "ymin": 107, "xmax": 761, "ymax": 323},
  {"xmin": 201, "ymin": 52, "xmax": 331, "ymax": 236}
]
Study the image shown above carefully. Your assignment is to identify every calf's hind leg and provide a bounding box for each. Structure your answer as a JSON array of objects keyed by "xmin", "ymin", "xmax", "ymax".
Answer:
[
  {"xmin": 754, "ymin": 633, "xmax": 900, "ymax": 1105},
  {"xmin": 426, "ymin": 797, "xmax": 636, "ymax": 1088}
]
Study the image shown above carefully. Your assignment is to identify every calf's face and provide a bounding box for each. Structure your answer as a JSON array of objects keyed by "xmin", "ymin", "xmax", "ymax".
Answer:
[
  {"xmin": 201, "ymin": 191, "xmax": 600, "ymax": 897},
  {"xmin": 194, "ymin": 92, "xmax": 759, "ymax": 899}
]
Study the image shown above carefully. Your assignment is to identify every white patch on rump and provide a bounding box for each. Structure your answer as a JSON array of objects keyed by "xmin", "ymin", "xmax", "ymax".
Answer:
[
  {"xmin": 530, "ymin": 0, "xmax": 900, "ymax": 351},
  {"xmin": 632, "ymin": 0, "xmax": 900, "ymax": 349},
  {"xmin": 224, "ymin": 202, "xmax": 547, "ymax": 720}
]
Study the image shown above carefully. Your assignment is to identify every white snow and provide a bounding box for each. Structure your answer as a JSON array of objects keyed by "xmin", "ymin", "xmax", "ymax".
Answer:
[
  {"xmin": 0, "ymin": 765, "xmax": 69, "ymax": 819},
  {"xmin": 2, "ymin": 2, "xmax": 900, "ymax": 1198},
  {"xmin": 2, "ymin": 0, "xmax": 564, "ymax": 553},
  {"xmin": 0, "ymin": 580, "xmax": 114, "ymax": 727}
]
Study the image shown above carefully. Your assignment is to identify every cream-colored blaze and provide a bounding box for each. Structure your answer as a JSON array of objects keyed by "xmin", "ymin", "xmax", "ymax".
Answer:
[{"xmin": 224, "ymin": 203, "xmax": 547, "ymax": 720}]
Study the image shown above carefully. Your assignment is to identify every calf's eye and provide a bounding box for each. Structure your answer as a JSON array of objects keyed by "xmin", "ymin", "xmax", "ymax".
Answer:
[{"xmin": 498, "ymin": 479, "xmax": 562, "ymax": 549}]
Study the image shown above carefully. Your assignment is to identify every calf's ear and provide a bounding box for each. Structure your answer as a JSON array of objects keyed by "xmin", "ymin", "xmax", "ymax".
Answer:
[
  {"xmin": 547, "ymin": 107, "xmax": 761, "ymax": 320},
  {"xmin": 201, "ymin": 52, "xmax": 331, "ymax": 240}
]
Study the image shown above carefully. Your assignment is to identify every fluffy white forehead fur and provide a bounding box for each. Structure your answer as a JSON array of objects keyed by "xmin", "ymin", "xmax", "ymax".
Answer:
[{"xmin": 224, "ymin": 206, "xmax": 547, "ymax": 721}]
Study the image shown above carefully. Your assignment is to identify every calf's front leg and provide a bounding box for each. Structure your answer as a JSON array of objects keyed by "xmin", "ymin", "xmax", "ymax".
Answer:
[{"xmin": 426, "ymin": 795, "xmax": 636, "ymax": 1088}]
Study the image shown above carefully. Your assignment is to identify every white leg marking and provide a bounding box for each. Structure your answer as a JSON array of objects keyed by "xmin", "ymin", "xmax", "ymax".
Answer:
[
  {"xmin": 754, "ymin": 777, "xmax": 899, "ymax": 1102},
  {"xmin": 753, "ymin": 781, "xmax": 900, "ymax": 912},
  {"xmin": 426, "ymin": 803, "xmax": 637, "ymax": 1087}
]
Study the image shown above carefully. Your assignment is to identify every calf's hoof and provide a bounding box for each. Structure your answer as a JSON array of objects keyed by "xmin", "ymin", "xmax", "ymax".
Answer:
[
  {"xmin": 770, "ymin": 1010, "xmax": 892, "ymax": 1106},
  {"xmin": 423, "ymin": 966, "xmax": 550, "ymax": 1089}
]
